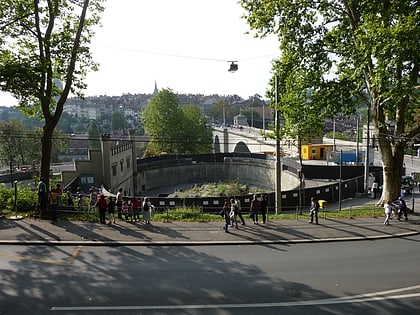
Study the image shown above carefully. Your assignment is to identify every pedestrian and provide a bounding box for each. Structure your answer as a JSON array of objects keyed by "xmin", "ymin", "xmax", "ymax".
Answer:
[
  {"xmin": 37, "ymin": 177, "xmax": 47, "ymax": 214},
  {"xmin": 66, "ymin": 189, "xmax": 74, "ymax": 206},
  {"xmin": 260, "ymin": 194, "xmax": 268, "ymax": 224},
  {"xmin": 55, "ymin": 183, "xmax": 63, "ymax": 208},
  {"xmin": 394, "ymin": 196, "xmax": 408, "ymax": 221},
  {"xmin": 107, "ymin": 197, "xmax": 116, "ymax": 224},
  {"xmin": 383, "ymin": 200, "xmax": 394, "ymax": 225},
  {"xmin": 116, "ymin": 188, "xmax": 123, "ymax": 219},
  {"xmin": 132, "ymin": 196, "xmax": 141, "ymax": 222},
  {"xmin": 76, "ymin": 187, "xmax": 84, "ymax": 210},
  {"xmin": 250, "ymin": 194, "xmax": 259, "ymax": 224},
  {"xmin": 309, "ymin": 197, "xmax": 319, "ymax": 224},
  {"xmin": 221, "ymin": 201, "xmax": 231, "ymax": 233},
  {"xmin": 372, "ymin": 180, "xmax": 379, "ymax": 199},
  {"xmin": 142, "ymin": 197, "xmax": 154, "ymax": 224},
  {"xmin": 122, "ymin": 200, "xmax": 131, "ymax": 221},
  {"xmin": 234, "ymin": 196, "xmax": 245, "ymax": 225},
  {"xmin": 230, "ymin": 198, "xmax": 239, "ymax": 228},
  {"xmin": 89, "ymin": 187, "xmax": 98, "ymax": 211},
  {"xmin": 97, "ymin": 194, "xmax": 108, "ymax": 224},
  {"xmin": 48, "ymin": 188, "xmax": 60, "ymax": 222}
]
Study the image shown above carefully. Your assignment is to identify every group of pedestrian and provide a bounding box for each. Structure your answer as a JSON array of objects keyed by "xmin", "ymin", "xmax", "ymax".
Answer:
[
  {"xmin": 249, "ymin": 194, "xmax": 268, "ymax": 225},
  {"xmin": 383, "ymin": 196, "xmax": 408, "ymax": 226},
  {"xmin": 221, "ymin": 197, "xmax": 245, "ymax": 232},
  {"xmin": 221, "ymin": 195, "xmax": 268, "ymax": 232},
  {"xmin": 37, "ymin": 177, "xmax": 63, "ymax": 221},
  {"xmin": 97, "ymin": 194, "xmax": 155, "ymax": 225}
]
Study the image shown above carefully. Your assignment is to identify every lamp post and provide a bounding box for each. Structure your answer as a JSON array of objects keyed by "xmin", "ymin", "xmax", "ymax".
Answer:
[
  {"xmin": 9, "ymin": 180, "xmax": 23, "ymax": 220},
  {"xmin": 364, "ymin": 105, "xmax": 371, "ymax": 195},
  {"xmin": 275, "ymin": 76, "xmax": 282, "ymax": 214}
]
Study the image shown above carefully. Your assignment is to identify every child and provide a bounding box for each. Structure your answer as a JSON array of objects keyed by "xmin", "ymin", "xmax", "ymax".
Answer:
[{"xmin": 122, "ymin": 201, "xmax": 131, "ymax": 221}]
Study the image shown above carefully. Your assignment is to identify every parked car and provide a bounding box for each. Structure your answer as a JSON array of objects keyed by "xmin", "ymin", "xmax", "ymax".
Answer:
[{"xmin": 401, "ymin": 175, "xmax": 414, "ymax": 194}]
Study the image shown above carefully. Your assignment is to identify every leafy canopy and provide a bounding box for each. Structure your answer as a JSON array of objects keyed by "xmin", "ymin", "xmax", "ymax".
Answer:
[
  {"xmin": 143, "ymin": 89, "xmax": 212, "ymax": 155},
  {"xmin": 241, "ymin": 0, "xmax": 420, "ymax": 199}
]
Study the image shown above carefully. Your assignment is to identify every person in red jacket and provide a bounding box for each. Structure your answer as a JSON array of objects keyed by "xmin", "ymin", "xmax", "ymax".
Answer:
[
  {"xmin": 97, "ymin": 194, "xmax": 108, "ymax": 224},
  {"xmin": 132, "ymin": 196, "xmax": 141, "ymax": 222}
]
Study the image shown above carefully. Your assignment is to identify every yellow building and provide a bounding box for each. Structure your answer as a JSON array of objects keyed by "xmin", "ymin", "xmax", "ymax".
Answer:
[{"xmin": 301, "ymin": 144, "xmax": 334, "ymax": 160}]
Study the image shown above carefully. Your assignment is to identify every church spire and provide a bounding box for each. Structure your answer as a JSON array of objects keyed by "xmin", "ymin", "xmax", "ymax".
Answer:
[{"xmin": 153, "ymin": 81, "xmax": 158, "ymax": 95}]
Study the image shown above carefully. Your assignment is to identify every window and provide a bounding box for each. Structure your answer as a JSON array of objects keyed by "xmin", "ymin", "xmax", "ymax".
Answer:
[{"xmin": 112, "ymin": 163, "xmax": 117, "ymax": 176}]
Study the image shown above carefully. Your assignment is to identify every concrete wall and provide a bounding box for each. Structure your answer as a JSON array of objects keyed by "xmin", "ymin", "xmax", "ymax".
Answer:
[{"xmin": 137, "ymin": 156, "xmax": 300, "ymax": 194}]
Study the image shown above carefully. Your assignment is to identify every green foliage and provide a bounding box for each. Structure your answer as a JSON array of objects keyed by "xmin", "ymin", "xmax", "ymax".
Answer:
[
  {"xmin": 241, "ymin": 0, "xmax": 420, "ymax": 200},
  {"xmin": 181, "ymin": 104, "xmax": 213, "ymax": 153},
  {"xmin": 143, "ymin": 89, "xmax": 213, "ymax": 154},
  {"xmin": 0, "ymin": 120, "xmax": 67, "ymax": 164},
  {"xmin": 111, "ymin": 111, "xmax": 127, "ymax": 133},
  {"xmin": 87, "ymin": 120, "xmax": 101, "ymax": 150},
  {"xmin": 0, "ymin": 183, "xmax": 37, "ymax": 213},
  {"xmin": 0, "ymin": 0, "xmax": 104, "ymax": 188},
  {"xmin": 170, "ymin": 181, "xmax": 260, "ymax": 198}
]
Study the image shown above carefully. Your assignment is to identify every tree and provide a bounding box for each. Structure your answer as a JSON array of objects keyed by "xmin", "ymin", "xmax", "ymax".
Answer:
[
  {"xmin": 143, "ymin": 89, "xmax": 212, "ymax": 155},
  {"xmin": 209, "ymin": 100, "xmax": 241, "ymax": 126},
  {"xmin": 0, "ymin": 0, "xmax": 104, "ymax": 192},
  {"xmin": 111, "ymin": 111, "xmax": 126, "ymax": 133},
  {"xmin": 180, "ymin": 104, "xmax": 213, "ymax": 154},
  {"xmin": 87, "ymin": 120, "xmax": 100, "ymax": 150},
  {"xmin": 241, "ymin": 0, "xmax": 420, "ymax": 203},
  {"xmin": 0, "ymin": 120, "xmax": 28, "ymax": 165},
  {"xmin": 0, "ymin": 120, "xmax": 67, "ymax": 166}
]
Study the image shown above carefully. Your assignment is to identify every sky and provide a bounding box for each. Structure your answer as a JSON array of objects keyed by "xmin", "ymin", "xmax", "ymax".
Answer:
[{"xmin": 0, "ymin": 0, "xmax": 280, "ymax": 106}]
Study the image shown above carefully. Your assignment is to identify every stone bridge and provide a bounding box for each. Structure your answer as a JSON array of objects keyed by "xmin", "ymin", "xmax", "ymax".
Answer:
[{"xmin": 212, "ymin": 126, "xmax": 277, "ymax": 155}]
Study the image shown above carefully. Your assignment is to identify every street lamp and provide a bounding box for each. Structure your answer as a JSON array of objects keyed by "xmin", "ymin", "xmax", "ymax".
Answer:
[
  {"xmin": 228, "ymin": 61, "xmax": 238, "ymax": 72},
  {"xmin": 275, "ymin": 75, "xmax": 282, "ymax": 214}
]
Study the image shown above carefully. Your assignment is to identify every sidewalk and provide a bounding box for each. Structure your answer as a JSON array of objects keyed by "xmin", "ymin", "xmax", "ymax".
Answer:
[{"xmin": 1, "ymin": 196, "xmax": 419, "ymax": 246}]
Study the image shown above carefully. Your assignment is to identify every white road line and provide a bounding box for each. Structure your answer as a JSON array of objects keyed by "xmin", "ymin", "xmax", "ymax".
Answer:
[{"xmin": 51, "ymin": 285, "xmax": 420, "ymax": 311}]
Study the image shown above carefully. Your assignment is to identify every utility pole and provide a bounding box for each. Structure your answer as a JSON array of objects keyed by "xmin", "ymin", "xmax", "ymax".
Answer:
[{"xmin": 275, "ymin": 76, "xmax": 282, "ymax": 214}]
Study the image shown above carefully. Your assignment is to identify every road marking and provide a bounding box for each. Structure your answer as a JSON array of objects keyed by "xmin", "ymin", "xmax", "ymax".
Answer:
[
  {"xmin": 51, "ymin": 284, "xmax": 420, "ymax": 311},
  {"xmin": 0, "ymin": 245, "xmax": 83, "ymax": 265}
]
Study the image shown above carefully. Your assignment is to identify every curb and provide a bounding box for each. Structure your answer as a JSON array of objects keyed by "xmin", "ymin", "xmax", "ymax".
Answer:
[{"xmin": 1, "ymin": 231, "xmax": 418, "ymax": 247}]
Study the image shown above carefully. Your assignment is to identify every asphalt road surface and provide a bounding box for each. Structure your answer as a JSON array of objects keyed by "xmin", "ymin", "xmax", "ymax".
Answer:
[{"xmin": 1, "ymin": 236, "xmax": 420, "ymax": 314}]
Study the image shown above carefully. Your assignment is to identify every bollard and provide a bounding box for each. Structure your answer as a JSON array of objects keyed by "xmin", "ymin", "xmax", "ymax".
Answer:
[{"xmin": 9, "ymin": 181, "xmax": 23, "ymax": 220}]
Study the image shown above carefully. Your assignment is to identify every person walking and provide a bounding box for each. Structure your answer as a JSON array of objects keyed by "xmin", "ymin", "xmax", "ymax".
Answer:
[
  {"xmin": 37, "ymin": 177, "xmax": 47, "ymax": 215},
  {"xmin": 260, "ymin": 194, "xmax": 268, "ymax": 224},
  {"xmin": 107, "ymin": 197, "xmax": 116, "ymax": 224},
  {"xmin": 383, "ymin": 200, "xmax": 394, "ymax": 225},
  {"xmin": 309, "ymin": 197, "xmax": 319, "ymax": 224},
  {"xmin": 394, "ymin": 196, "xmax": 408, "ymax": 221},
  {"xmin": 229, "ymin": 198, "xmax": 239, "ymax": 228},
  {"xmin": 97, "ymin": 194, "xmax": 108, "ymax": 224},
  {"xmin": 221, "ymin": 201, "xmax": 231, "ymax": 233},
  {"xmin": 142, "ymin": 197, "xmax": 154, "ymax": 224},
  {"xmin": 250, "ymin": 194, "xmax": 259, "ymax": 224},
  {"xmin": 116, "ymin": 188, "xmax": 123, "ymax": 220},
  {"xmin": 234, "ymin": 196, "xmax": 245, "ymax": 225}
]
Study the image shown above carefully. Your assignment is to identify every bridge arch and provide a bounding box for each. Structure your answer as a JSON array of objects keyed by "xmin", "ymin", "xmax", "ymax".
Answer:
[{"xmin": 233, "ymin": 141, "xmax": 251, "ymax": 153}]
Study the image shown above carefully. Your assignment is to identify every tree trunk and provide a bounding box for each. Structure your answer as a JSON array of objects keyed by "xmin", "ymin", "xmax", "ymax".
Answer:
[
  {"xmin": 377, "ymin": 133, "xmax": 405, "ymax": 204},
  {"xmin": 40, "ymin": 124, "xmax": 54, "ymax": 191}
]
